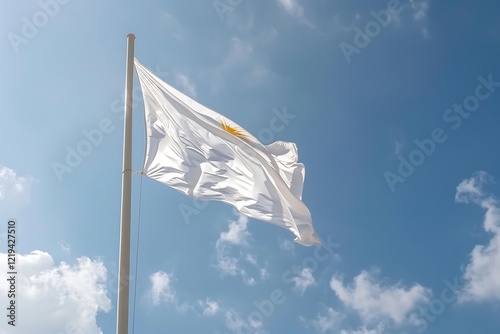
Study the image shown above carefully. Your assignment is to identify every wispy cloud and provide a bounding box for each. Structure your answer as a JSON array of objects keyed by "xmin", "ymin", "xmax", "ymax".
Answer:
[
  {"xmin": 339, "ymin": 325, "xmax": 385, "ymax": 334},
  {"xmin": 393, "ymin": 139, "xmax": 404, "ymax": 155},
  {"xmin": 408, "ymin": 0, "xmax": 431, "ymax": 38},
  {"xmin": 215, "ymin": 215, "xmax": 250, "ymax": 281},
  {"xmin": 276, "ymin": 0, "xmax": 315, "ymax": 28},
  {"xmin": 198, "ymin": 298, "xmax": 220, "ymax": 317},
  {"xmin": 279, "ymin": 238, "xmax": 295, "ymax": 252},
  {"xmin": 330, "ymin": 269, "xmax": 431, "ymax": 324},
  {"xmin": 309, "ymin": 307, "xmax": 344, "ymax": 333},
  {"xmin": 455, "ymin": 171, "xmax": 500, "ymax": 303},
  {"xmin": 409, "ymin": 0, "xmax": 429, "ymax": 21},
  {"xmin": 332, "ymin": 13, "xmax": 360, "ymax": 32},
  {"xmin": 0, "ymin": 166, "xmax": 34, "ymax": 214},
  {"xmin": 214, "ymin": 215, "xmax": 267, "ymax": 285},
  {"xmin": 209, "ymin": 37, "xmax": 274, "ymax": 92},
  {"xmin": 58, "ymin": 241, "xmax": 71, "ymax": 254},
  {"xmin": 225, "ymin": 309, "xmax": 263, "ymax": 334},
  {"xmin": 219, "ymin": 214, "xmax": 251, "ymax": 246},
  {"xmin": 158, "ymin": 10, "xmax": 184, "ymax": 41},
  {"xmin": 302, "ymin": 308, "xmax": 386, "ymax": 334},
  {"xmin": 455, "ymin": 171, "xmax": 492, "ymax": 204},
  {"xmin": 175, "ymin": 73, "xmax": 197, "ymax": 98},
  {"xmin": 276, "ymin": 0, "xmax": 305, "ymax": 19},
  {"xmin": 376, "ymin": 0, "xmax": 430, "ymax": 38},
  {"xmin": 147, "ymin": 271, "xmax": 192, "ymax": 312},
  {"xmin": 292, "ymin": 268, "xmax": 317, "ymax": 294},
  {"xmin": 0, "ymin": 250, "xmax": 110, "ymax": 333},
  {"xmin": 149, "ymin": 271, "xmax": 176, "ymax": 305}
]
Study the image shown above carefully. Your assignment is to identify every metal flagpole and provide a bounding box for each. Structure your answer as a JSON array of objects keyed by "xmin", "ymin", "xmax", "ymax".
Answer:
[{"xmin": 116, "ymin": 33, "xmax": 135, "ymax": 334}]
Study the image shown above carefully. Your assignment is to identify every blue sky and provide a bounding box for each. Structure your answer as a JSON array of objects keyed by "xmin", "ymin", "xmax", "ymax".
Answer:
[{"xmin": 1, "ymin": 0, "xmax": 500, "ymax": 333}]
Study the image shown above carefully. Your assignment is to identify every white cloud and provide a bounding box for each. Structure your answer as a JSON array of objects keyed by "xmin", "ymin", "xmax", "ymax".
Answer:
[
  {"xmin": 0, "ymin": 250, "xmax": 110, "ymax": 334},
  {"xmin": 198, "ymin": 299, "xmax": 220, "ymax": 317},
  {"xmin": 455, "ymin": 171, "xmax": 493, "ymax": 206},
  {"xmin": 214, "ymin": 215, "xmax": 267, "ymax": 285},
  {"xmin": 252, "ymin": 64, "xmax": 274, "ymax": 82},
  {"xmin": 406, "ymin": 0, "xmax": 431, "ymax": 38},
  {"xmin": 421, "ymin": 27, "xmax": 430, "ymax": 39},
  {"xmin": 292, "ymin": 268, "xmax": 317, "ymax": 294},
  {"xmin": 222, "ymin": 4, "xmax": 255, "ymax": 31},
  {"xmin": 331, "ymin": 13, "xmax": 360, "ymax": 32},
  {"xmin": 149, "ymin": 271, "xmax": 176, "ymax": 305},
  {"xmin": 279, "ymin": 238, "xmax": 295, "ymax": 251},
  {"xmin": 210, "ymin": 38, "xmax": 274, "ymax": 91},
  {"xmin": 215, "ymin": 250, "xmax": 240, "ymax": 277},
  {"xmin": 277, "ymin": 0, "xmax": 305, "ymax": 19},
  {"xmin": 385, "ymin": 0, "xmax": 430, "ymax": 38},
  {"xmin": 276, "ymin": 0, "xmax": 315, "ymax": 28},
  {"xmin": 211, "ymin": 38, "xmax": 251, "ymax": 91},
  {"xmin": 147, "ymin": 272, "xmax": 191, "ymax": 312},
  {"xmin": 0, "ymin": 166, "xmax": 34, "ymax": 214},
  {"xmin": 219, "ymin": 215, "xmax": 251, "ymax": 246},
  {"xmin": 159, "ymin": 10, "xmax": 184, "ymax": 41},
  {"xmin": 455, "ymin": 171, "xmax": 500, "ymax": 302},
  {"xmin": 215, "ymin": 215, "xmax": 250, "ymax": 280},
  {"xmin": 58, "ymin": 240, "xmax": 71, "ymax": 253},
  {"xmin": 260, "ymin": 267, "xmax": 269, "ymax": 280},
  {"xmin": 303, "ymin": 308, "xmax": 387, "ymax": 334},
  {"xmin": 245, "ymin": 254, "xmax": 257, "ymax": 265},
  {"xmin": 175, "ymin": 301, "xmax": 192, "ymax": 313},
  {"xmin": 175, "ymin": 73, "xmax": 197, "ymax": 98},
  {"xmin": 330, "ymin": 269, "xmax": 431, "ymax": 324},
  {"xmin": 310, "ymin": 307, "xmax": 344, "ymax": 333},
  {"xmin": 339, "ymin": 325, "xmax": 385, "ymax": 334},
  {"xmin": 225, "ymin": 309, "xmax": 262, "ymax": 334},
  {"xmin": 393, "ymin": 140, "xmax": 404, "ymax": 155},
  {"xmin": 225, "ymin": 310, "xmax": 245, "ymax": 332},
  {"xmin": 409, "ymin": 0, "xmax": 429, "ymax": 21}
]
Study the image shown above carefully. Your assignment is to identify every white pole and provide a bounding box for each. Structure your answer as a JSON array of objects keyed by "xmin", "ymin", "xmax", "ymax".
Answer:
[{"xmin": 116, "ymin": 33, "xmax": 135, "ymax": 334}]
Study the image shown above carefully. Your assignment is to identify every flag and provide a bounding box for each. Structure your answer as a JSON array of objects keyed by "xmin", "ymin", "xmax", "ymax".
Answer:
[{"xmin": 134, "ymin": 58, "xmax": 320, "ymax": 246}]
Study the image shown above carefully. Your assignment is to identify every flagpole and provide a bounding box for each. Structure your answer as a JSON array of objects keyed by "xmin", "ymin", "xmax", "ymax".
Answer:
[{"xmin": 116, "ymin": 33, "xmax": 135, "ymax": 334}]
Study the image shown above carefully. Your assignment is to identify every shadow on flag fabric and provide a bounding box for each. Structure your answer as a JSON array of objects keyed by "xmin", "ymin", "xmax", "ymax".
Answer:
[{"xmin": 134, "ymin": 58, "xmax": 320, "ymax": 246}]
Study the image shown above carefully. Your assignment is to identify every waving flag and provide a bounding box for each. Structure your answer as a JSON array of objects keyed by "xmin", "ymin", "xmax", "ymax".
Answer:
[{"xmin": 135, "ymin": 58, "xmax": 320, "ymax": 246}]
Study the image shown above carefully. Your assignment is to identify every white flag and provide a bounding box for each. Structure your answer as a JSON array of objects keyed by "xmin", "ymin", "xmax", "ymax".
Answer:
[{"xmin": 135, "ymin": 58, "xmax": 320, "ymax": 246}]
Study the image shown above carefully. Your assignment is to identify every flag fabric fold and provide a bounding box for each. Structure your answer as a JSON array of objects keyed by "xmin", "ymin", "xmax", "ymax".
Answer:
[{"xmin": 134, "ymin": 58, "xmax": 320, "ymax": 246}]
